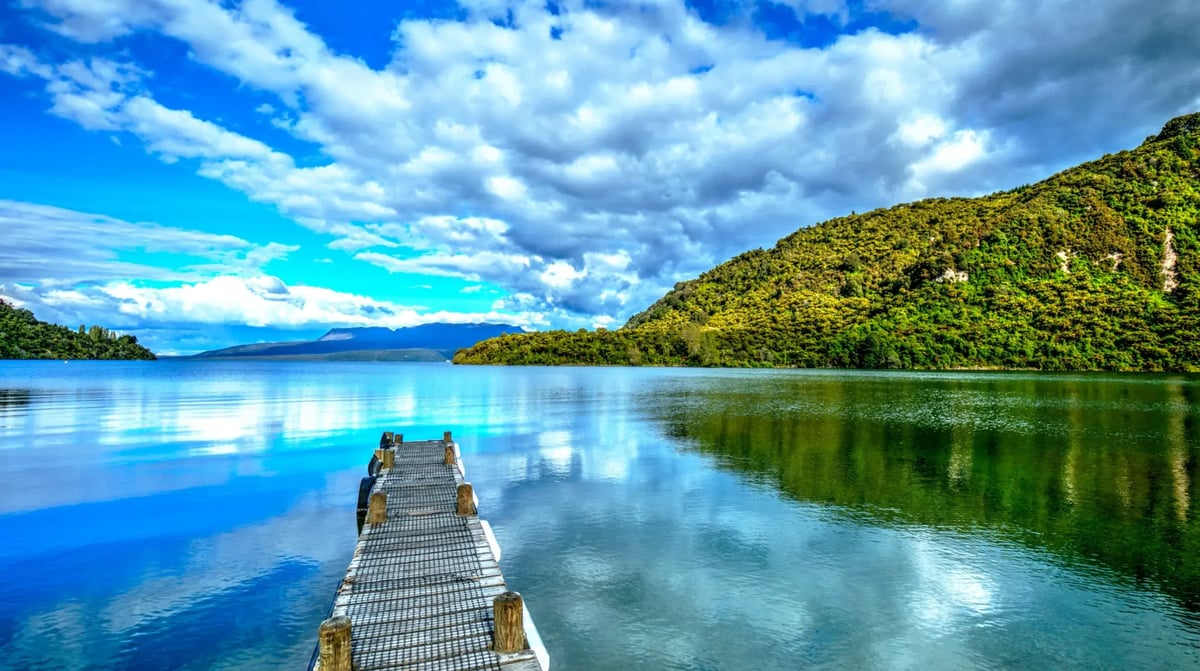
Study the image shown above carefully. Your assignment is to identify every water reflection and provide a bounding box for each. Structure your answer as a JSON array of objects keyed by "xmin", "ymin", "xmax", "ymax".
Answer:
[
  {"xmin": 0, "ymin": 363, "xmax": 429, "ymax": 514},
  {"xmin": 0, "ymin": 468, "xmax": 361, "ymax": 671},
  {"xmin": 0, "ymin": 389, "xmax": 30, "ymax": 410},
  {"xmin": 649, "ymin": 372, "xmax": 1200, "ymax": 613},
  {"xmin": 2, "ymin": 363, "xmax": 1199, "ymax": 670},
  {"xmin": 488, "ymin": 433, "xmax": 1200, "ymax": 669}
]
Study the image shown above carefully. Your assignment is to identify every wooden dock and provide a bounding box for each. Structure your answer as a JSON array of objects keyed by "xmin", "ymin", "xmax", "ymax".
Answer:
[{"xmin": 312, "ymin": 432, "xmax": 550, "ymax": 671}]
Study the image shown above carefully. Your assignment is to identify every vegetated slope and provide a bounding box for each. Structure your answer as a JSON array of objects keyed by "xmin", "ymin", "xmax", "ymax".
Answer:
[
  {"xmin": 192, "ymin": 323, "xmax": 519, "ymax": 359},
  {"xmin": 455, "ymin": 112, "xmax": 1200, "ymax": 371},
  {"xmin": 0, "ymin": 299, "xmax": 156, "ymax": 360}
]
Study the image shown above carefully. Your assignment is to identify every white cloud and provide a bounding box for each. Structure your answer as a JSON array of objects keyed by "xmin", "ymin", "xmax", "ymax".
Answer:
[
  {"xmin": 4, "ymin": 0, "xmax": 1199, "ymax": 335},
  {"xmin": 367, "ymin": 215, "xmax": 510, "ymax": 251},
  {"xmin": 487, "ymin": 175, "xmax": 528, "ymax": 201},
  {"xmin": 100, "ymin": 276, "xmax": 395, "ymax": 327},
  {"xmin": 540, "ymin": 260, "xmax": 585, "ymax": 290},
  {"xmin": 5, "ymin": 47, "xmax": 394, "ymax": 248},
  {"xmin": 896, "ymin": 114, "xmax": 947, "ymax": 148},
  {"xmin": 1, "ymin": 274, "xmax": 533, "ymax": 353},
  {"xmin": 0, "ymin": 44, "xmax": 53, "ymax": 78},
  {"xmin": 355, "ymin": 250, "xmax": 533, "ymax": 282},
  {"xmin": 0, "ymin": 199, "xmax": 293, "ymax": 285},
  {"xmin": 907, "ymin": 129, "xmax": 990, "ymax": 195},
  {"xmin": 920, "ymin": 129, "xmax": 987, "ymax": 174},
  {"xmin": 122, "ymin": 96, "xmax": 278, "ymax": 161}
]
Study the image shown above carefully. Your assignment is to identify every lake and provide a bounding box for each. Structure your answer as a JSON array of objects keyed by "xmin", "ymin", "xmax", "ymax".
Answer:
[{"xmin": 0, "ymin": 361, "xmax": 1198, "ymax": 670}]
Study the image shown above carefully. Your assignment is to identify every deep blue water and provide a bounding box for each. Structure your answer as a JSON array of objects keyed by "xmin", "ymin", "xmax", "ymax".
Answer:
[{"xmin": 1, "ymin": 361, "xmax": 1198, "ymax": 669}]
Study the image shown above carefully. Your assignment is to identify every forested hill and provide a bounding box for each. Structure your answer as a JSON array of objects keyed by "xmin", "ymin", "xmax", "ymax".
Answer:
[
  {"xmin": 0, "ymin": 300, "xmax": 156, "ymax": 360},
  {"xmin": 455, "ymin": 111, "xmax": 1200, "ymax": 371}
]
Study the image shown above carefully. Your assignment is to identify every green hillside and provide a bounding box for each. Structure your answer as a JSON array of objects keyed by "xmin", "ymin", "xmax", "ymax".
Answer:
[
  {"xmin": 455, "ymin": 112, "xmax": 1200, "ymax": 371},
  {"xmin": 0, "ymin": 300, "xmax": 156, "ymax": 360}
]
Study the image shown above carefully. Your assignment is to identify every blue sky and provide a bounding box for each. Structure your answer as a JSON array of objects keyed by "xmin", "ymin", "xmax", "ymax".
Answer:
[{"xmin": 1, "ymin": 0, "xmax": 1198, "ymax": 355}]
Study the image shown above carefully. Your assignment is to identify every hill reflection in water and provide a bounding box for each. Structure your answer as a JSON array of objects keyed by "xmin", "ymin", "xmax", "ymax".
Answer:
[{"xmin": 652, "ymin": 371, "xmax": 1200, "ymax": 612}]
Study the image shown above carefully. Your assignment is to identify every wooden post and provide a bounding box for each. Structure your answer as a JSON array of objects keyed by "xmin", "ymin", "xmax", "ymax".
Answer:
[
  {"xmin": 318, "ymin": 615, "xmax": 353, "ymax": 671},
  {"xmin": 381, "ymin": 448, "xmax": 395, "ymax": 470},
  {"xmin": 443, "ymin": 430, "xmax": 452, "ymax": 443},
  {"xmin": 380, "ymin": 431, "xmax": 393, "ymax": 447},
  {"xmin": 456, "ymin": 483, "xmax": 476, "ymax": 516},
  {"xmin": 492, "ymin": 592, "xmax": 526, "ymax": 652},
  {"xmin": 444, "ymin": 443, "xmax": 456, "ymax": 466},
  {"xmin": 367, "ymin": 491, "xmax": 387, "ymax": 525},
  {"xmin": 395, "ymin": 433, "xmax": 403, "ymax": 445}
]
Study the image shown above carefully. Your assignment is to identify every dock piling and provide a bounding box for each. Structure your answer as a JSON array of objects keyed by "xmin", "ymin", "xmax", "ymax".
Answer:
[
  {"xmin": 457, "ymin": 483, "xmax": 477, "ymax": 515},
  {"xmin": 443, "ymin": 430, "xmax": 453, "ymax": 443},
  {"xmin": 444, "ymin": 443, "xmax": 456, "ymax": 466},
  {"xmin": 317, "ymin": 616, "xmax": 352, "ymax": 671},
  {"xmin": 493, "ymin": 592, "xmax": 527, "ymax": 653},
  {"xmin": 367, "ymin": 491, "xmax": 387, "ymax": 525}
]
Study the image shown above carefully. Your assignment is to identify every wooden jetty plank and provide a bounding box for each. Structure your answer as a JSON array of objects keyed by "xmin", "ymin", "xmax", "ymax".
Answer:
[{"xmin": 314, "ymin": 436, "xmax": 549, "ymax": 671}]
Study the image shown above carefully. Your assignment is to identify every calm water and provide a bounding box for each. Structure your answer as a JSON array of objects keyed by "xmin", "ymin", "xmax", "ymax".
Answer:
[{"xmin": 1, "ymin": 362, "xmax": 1198, "ymax": 670}]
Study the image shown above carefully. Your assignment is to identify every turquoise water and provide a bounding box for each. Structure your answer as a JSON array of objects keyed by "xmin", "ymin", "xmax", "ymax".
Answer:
[{"xmin": 0, "ymin": 361, "xmax": 1198, "ymax": 669}]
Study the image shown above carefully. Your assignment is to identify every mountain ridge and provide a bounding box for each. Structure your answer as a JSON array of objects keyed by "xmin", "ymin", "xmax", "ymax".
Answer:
[
  {"xmin": 455, "ymin": 111, "xmax": 1200, "ymax": 371},
  {"xmin": 191, "ymin": 323, "xmax": 521, "ymax": 359}
]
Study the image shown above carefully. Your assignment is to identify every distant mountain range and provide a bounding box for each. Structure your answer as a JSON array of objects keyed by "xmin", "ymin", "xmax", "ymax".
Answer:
[{"xmin": 191, "ymin": 323, "xmax": 521, "ymax": 360}]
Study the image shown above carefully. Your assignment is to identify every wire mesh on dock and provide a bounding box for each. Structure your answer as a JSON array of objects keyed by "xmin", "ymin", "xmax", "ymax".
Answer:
[{"xmin": 319, "ymin": 438, "xmax": 545, "ymax": 671}]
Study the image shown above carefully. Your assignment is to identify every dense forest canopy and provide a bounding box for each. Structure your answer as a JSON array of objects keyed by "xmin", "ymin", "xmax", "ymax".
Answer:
[
  {"xmin": 456, "ymin": 111, "xmax": 1200, "ymax": 371},
  {"xmin": 0, "ymin": 299, "xmax": 156, "ymax": 360}
]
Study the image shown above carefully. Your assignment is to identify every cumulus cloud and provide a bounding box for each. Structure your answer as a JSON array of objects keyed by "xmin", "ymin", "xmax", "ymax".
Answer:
[
  {"xmin": 883, "ymin": 0, "xmax": 1200, "ymax": 168},
  {"xmin": 4, "ymin": 0, "xmax": 1199, "ymax": 334}
]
